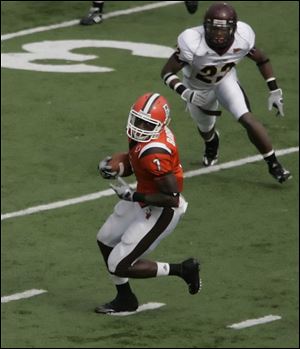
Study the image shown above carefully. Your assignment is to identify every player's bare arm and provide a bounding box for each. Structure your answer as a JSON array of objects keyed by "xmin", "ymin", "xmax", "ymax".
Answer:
[
  {"xmin": 109, "ymin": 173, "xmax": 180, "ymax": 208},
  {"xmin": 111, "ymin": 174, "xmax": 180, "ymax": 208},
  {"xmin": 247, "ymin": 47, "xmax": 275, "ymax": 80},
  {"xmin": 143, "ymin": 172, "xmax": 180, "ymax": 208},
  {"xmin": 161, "ymin": 52, "xmax": 205, "ymax": 106},
  {"xmin": 160, "ymin": 52, "xmax": 185, "ymax": 83},
  {"xmin": 160, "ymin": 52, "xmax": 192, "ymax": 100},
  {"xmin": 247, "ymin": 46, "xmax": 284, "ymax": 116}
]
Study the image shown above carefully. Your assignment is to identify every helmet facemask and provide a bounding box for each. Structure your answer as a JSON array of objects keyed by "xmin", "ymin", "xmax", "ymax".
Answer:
[
  {"xmin": 127, "ymin": 109, "xmax": 169, "ymax": 142},
  {"xmin": 204, "ymin": 18, "xmax": 236, "ymax": 48}
]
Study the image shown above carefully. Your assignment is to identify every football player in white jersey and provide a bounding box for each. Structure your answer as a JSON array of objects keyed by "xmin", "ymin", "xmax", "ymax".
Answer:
[{"xmin": 161, "ymin": 2, "xmax": 291, "ymax": 183}]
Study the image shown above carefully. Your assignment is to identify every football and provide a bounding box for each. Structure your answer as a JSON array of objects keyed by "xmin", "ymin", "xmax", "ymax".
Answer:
[{"xmin": 108, "ymin": 152, "xmax": 132, "ymax": 177}]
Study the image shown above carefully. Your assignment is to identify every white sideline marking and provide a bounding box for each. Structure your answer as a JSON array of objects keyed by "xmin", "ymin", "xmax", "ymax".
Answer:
[
  {"xmin": 1, "ymin": 188, "xmax": 116, "ymax": 221},
  {"xmin": 227, "ymin": 315, "xmax": 282, "ymax": 329},
  {"xmin": 1, "ymin": 147, "xmax": 298, "ymax": 222},
  {"xmin": 184, "ymin": 147, "xmax": 298, "ymax": 178},
  {"xmin": 1, "ymin": 289, "xmax": 47, "ymax": 303},
  {"xmin": 1, "ymin": 1, "xmax": 182, "ymax": 41},
  {"xmin": 109, "ymin": 302, "xmax": 166, "ymax": 316}
]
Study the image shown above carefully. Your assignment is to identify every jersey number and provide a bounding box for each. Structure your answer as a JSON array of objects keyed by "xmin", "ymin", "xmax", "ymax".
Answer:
[
  {"xmin": 153, "ymin": 159, "xmax": 161, "ymax": 171},
  {"xmin": 196, "ymin": 62, "xmax": 235, "ymax": 83}
]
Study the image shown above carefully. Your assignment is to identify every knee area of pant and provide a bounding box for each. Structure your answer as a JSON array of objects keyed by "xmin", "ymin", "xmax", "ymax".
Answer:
[{"xmin": 107, "ymin": 254, "xmax": 118, "ymax": 274}]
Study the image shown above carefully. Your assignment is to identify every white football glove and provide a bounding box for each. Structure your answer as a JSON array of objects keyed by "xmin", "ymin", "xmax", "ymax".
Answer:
[
  {"xmin": 110, "ymin": 177, "xmax": 134, "ymax": 201},
  {"xmin": 98, "ymin": 156, "xmax": 118, "ymax": 179},
  {"xmin": 268, "ymin": 88, "xmax": 284, "ymax": 117},
  {"xmin": 181, "ymin": 88, "xmax": 204, "ymax": 107}
]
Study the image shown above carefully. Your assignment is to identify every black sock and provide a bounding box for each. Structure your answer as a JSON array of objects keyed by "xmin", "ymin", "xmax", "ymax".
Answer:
[
  {"xmin": 206, "ymin": 131, "xmax": 219, "ymax": 145},
  {"xmin": 264, "ymin": 152, "xmax": 278, "ymax": 167},
  {"xmin": 93, "ymin": 1, "xmax": 104, "ymax": 13},
  {"xmin": 169, "ymin": 263, "xmax": 182, "ymax": 276},
  {"xmin": 116, "ymin": 282, "xmax": 134, "ymax": 298}
]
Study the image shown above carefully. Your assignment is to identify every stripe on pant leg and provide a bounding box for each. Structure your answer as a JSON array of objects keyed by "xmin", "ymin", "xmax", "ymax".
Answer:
[
  {"xmin": 237, "ymin": 82, "xmax": 252, "ymax": 112},
  {"xmin": 115, "ymin": 207, "xmax": 174, "ymax": 272}
]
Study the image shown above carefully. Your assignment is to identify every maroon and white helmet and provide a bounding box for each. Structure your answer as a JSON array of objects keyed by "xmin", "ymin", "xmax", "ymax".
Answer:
[{"xmin": 204, "ymin": 2, "xmax": 237, "ymax": 49}]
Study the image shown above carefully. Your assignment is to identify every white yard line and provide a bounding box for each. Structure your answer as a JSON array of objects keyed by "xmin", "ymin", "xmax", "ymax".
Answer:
[
  {"xmin": 1, "ymin": 289, "xmax": 47, "ymax": 303},
  {"xmin": 227, "ymin": 315, "xmax": 282, "ymax": 329},
  {"xmin": 1, "ymin": 1, "xmax": 182, "ymax": 41},
  {"xmin": 1, "ymin": 147, "xmax": 298, "ymax": 221},
  {"xmin": 184, "ymin": 147, "xmax": 297, "ymax": 178},
  {"xmin": 1, "ymin": 188, "xmax": 115, "ymax": 221}
]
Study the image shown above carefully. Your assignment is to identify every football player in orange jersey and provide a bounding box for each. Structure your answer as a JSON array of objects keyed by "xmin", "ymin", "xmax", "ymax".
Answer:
[{"xmin": 96, "ymin": 93, "xmax": 201, "ymax": 314}]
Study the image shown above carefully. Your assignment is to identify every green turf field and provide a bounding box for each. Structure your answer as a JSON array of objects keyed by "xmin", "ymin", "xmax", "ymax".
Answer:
[{"xmin": 1, "ymin": 1, "xmax": 299, "ymax": 348}]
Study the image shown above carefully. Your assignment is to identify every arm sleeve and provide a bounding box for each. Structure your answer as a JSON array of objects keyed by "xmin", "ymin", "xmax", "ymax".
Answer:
[
  {"xmin": 177, "ymin": 29, "xmax": 195, "ymax": 64},
  {"xmin": 239, "ymin": 22, "xmax": 256, "ymax": 53}
]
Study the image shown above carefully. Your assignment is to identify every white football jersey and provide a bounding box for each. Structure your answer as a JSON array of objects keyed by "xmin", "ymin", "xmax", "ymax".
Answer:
[{"xmin": 177, "ymin": 21, "xmax": 255, "ymax": 85}]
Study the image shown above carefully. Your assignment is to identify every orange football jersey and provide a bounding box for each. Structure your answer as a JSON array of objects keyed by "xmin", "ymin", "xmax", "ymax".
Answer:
[{"xmin": 128, "ymin": 126, "xmax": 183, "ymax": 195}]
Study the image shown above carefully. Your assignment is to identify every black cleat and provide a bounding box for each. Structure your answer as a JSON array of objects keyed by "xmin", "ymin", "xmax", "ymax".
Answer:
[
  {"xmin": 80, "ymin": 8, "xmax": 103, "ymax": 25},
  {"xmin": 95, "ymin": 294, "xmax": 139, "ymax": 314},
  {"xmin": 268, "ymin": 162, "xmax": 291, "ymax": 183},
  {"xmin": 203, "ymin": 131, "xmax": 219, "ymax": 166},
  {"xmin": 184, "ymin": 1, "xmax": 199, "ymax": 14},
  {"xmin": 181, "ymin": 258, "xmax": 201, "ymax": 295}
]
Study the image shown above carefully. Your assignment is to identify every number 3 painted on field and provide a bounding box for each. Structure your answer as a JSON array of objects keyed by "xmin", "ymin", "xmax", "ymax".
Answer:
[{"xmin": 1, "ymin": 40, "xmax": 174, "ymax": 73}]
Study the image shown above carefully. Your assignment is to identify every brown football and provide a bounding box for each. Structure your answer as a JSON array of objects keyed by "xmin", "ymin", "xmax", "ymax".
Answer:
[{"xmin": 108, "ymin": 152, "xmax": 132, "ymax": 177}]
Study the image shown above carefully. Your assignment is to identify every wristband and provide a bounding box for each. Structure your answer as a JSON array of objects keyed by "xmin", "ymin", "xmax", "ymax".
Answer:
[
  {"xmin": 163, "ymin": 73, "xmax": 179, "ymax": 86},
  {"xmin": 266, "ymin": 77, "xmax": 278, "ymax": 91},
  {"xmin": 174, "ymin": 82, "xmax": 187, "ymax": 95},
  {"xmin": 162, "ymin": 73, "xmax": 188, "ymax": 97}
]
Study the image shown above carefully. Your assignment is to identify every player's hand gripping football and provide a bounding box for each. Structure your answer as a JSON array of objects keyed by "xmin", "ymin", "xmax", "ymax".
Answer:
[
  {"xmin": 268, "ymin": 88, "xmax": 284, "ymax": 117},
  {"xmin": 98, "ymin": 156, "xmax": 118, "ymax": 179},
  {"xmin": 110, "ymin": 177, "xmax": 134, "ymax": 201}
]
